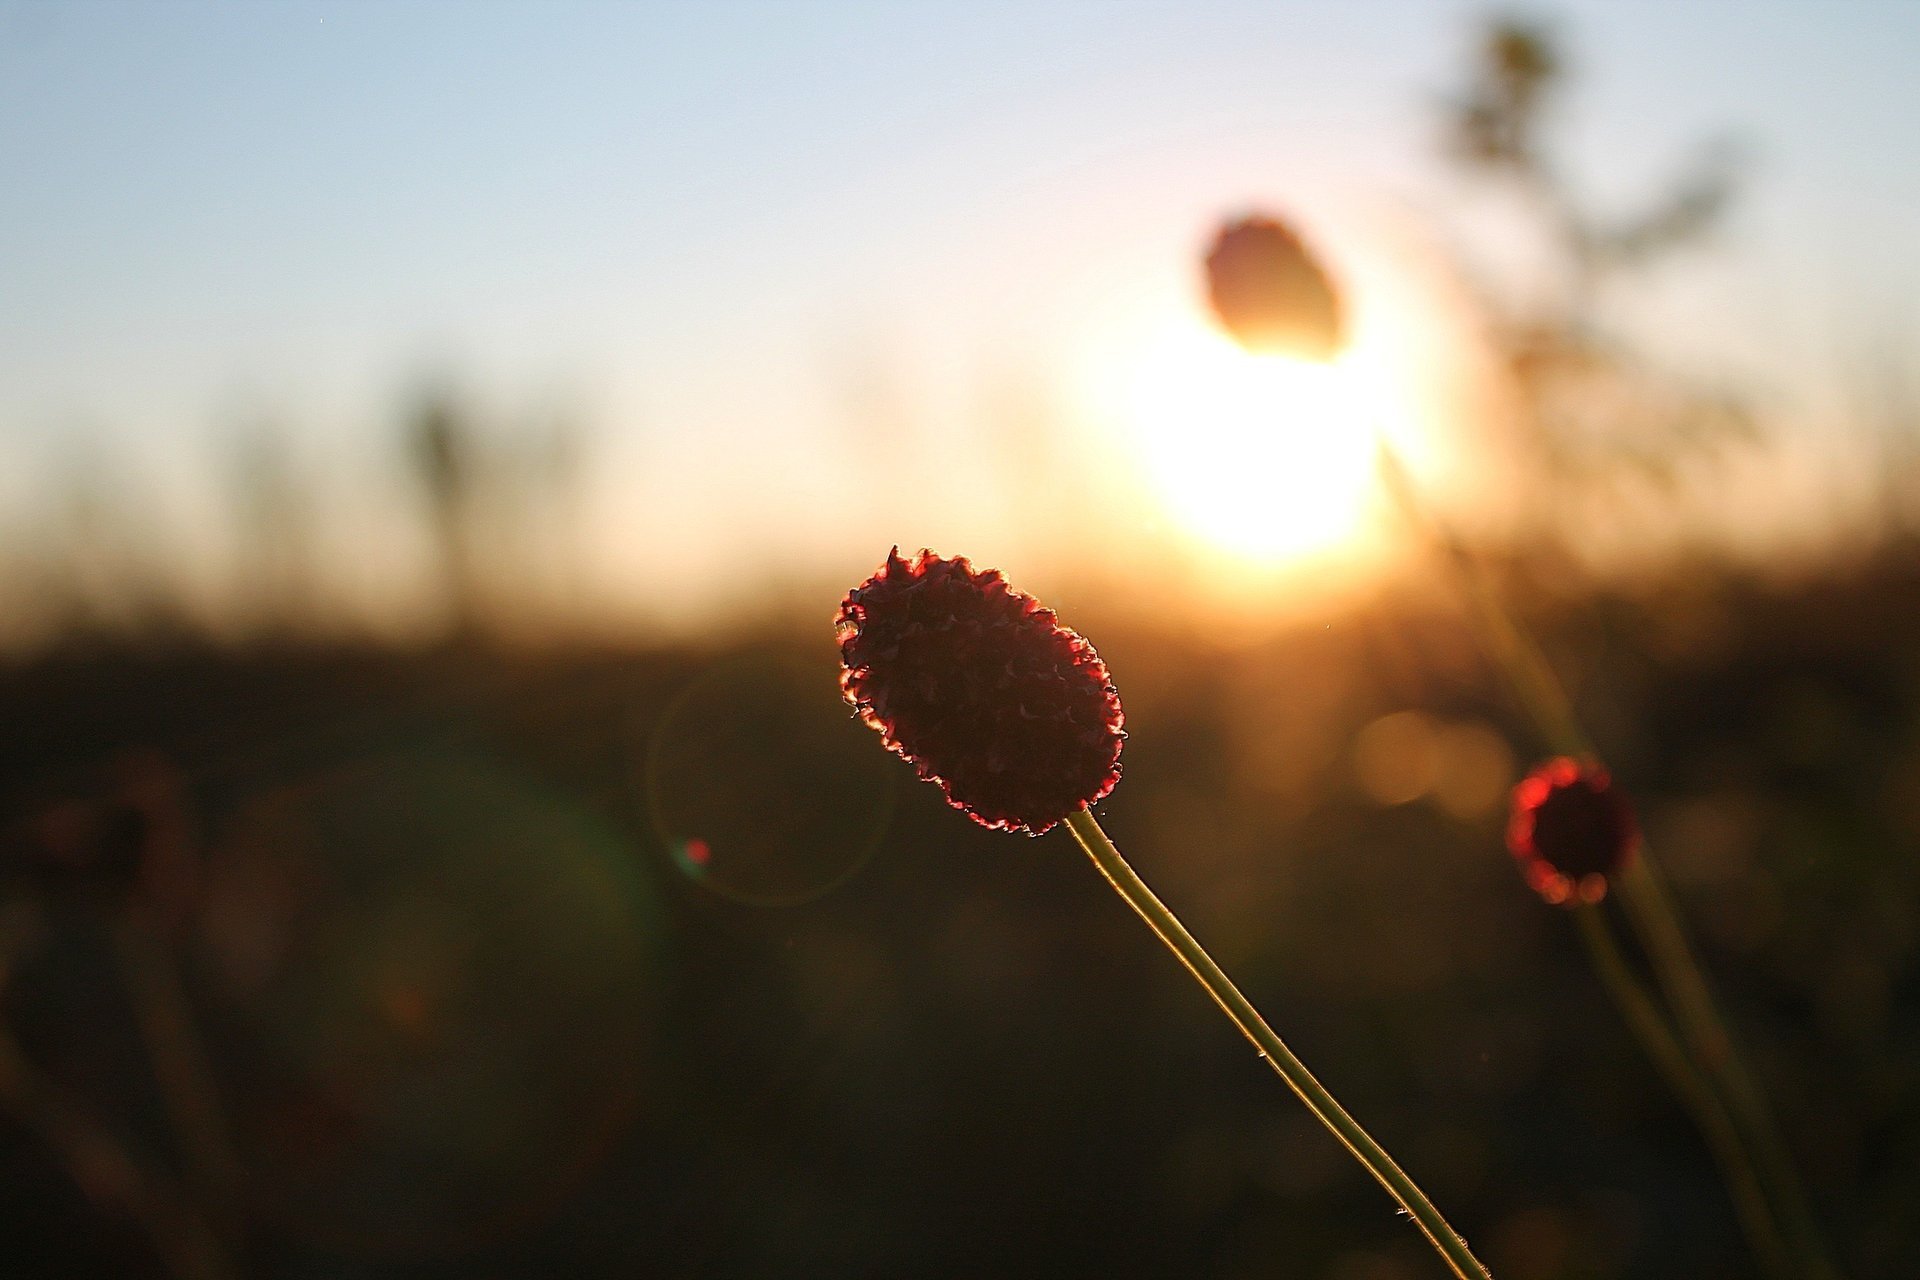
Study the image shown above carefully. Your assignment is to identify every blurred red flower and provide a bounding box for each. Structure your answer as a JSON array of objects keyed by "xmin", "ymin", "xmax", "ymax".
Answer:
[
  {"xmin": 1203, "ymin": 214, "xmax": 1344, "ymax": 361},
  {"xmin": 1507, "ymin": 757, "xmax": 1638, "ymax": 905},
  {"xmin": 836, "ymin": 548, "xmax": 1124, "ymax": 835}
]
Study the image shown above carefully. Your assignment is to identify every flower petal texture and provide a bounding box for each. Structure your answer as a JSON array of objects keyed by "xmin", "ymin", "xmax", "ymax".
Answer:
[
  {"xmin": 836, "ymin": 549, "xmax": 1124, "ymax": 835},
  {"xmin": 1507, "ymin": 756, "xmax": 1638, "ymax": 905},
  {"xmin": 1204, "ymin": 214, "xmax": 1345, "ymax": 361}
]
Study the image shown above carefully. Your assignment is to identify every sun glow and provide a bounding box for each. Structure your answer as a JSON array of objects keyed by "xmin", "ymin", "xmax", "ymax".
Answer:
[{"xmin": 1120, "ymin": 324, "xmax": 1382, "ymax": 564}]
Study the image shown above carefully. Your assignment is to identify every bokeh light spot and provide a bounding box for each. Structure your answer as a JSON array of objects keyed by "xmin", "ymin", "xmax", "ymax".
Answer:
[
  {"xmin": 1430, "ymin": 721, "xmax": 1515, "ymax": 819},
  {"xmin": 1353, "ymin": 710, "xmax": 1439, "ymax": 806}
]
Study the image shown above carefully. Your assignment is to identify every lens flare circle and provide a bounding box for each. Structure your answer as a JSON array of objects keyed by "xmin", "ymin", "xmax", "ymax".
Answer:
[
  {"xmin": 197, "ymin": 749, "xmax": 663, "ymax": 1257},
  {"xmin": 1125, "ymin": 327, "xmax": 1379, "ymax": 564},
  {"xmin": 644, "ymin": 651, "xmax": 895, "ymax": 907}
]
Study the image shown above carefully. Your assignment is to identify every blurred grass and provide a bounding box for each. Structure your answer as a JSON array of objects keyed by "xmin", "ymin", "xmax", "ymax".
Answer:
[
  {"xmin": 0, "ymin": 18, "xmax": 1914, "ymax": 1278},
  {"xmin": 0, "ymin": 536, "xmax": 1914, "ymax": 1278}
]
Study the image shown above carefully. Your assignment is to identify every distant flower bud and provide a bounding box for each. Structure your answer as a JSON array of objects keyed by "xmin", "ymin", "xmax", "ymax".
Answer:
[
  {"xmin": 1506, "ymin": 757, "xmax": 1638, "ymax": 905},
  {"xmin": 1203, "ymin": 214, "xmax": 1345, "ymax": 361},
  {"xmin": 836, "ymin": 549, "xmax": 1124, "ymax": 835}
]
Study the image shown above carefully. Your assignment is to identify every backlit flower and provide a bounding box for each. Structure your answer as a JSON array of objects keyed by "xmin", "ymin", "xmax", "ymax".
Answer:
[
  {"xmin": 836, "ymin": 548, "xmax": 1124, "ymax": 835},
  {"xmin": 1203, "ymin": 214, "xmax": 1345, "ymax": 361},
  {"xmin": 1507, "ymin": 757, "xmax": 1637, "ymax": 905}
]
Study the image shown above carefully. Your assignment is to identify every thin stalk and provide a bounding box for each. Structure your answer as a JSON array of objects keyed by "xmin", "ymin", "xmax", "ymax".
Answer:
[
  {"xmin": 0, "ymin": 1026, "xmax": 236, "ymax": 1280},
  {"xmin": 1573, "ymin": 905, "xmax": 1793, "ymax": 1280},
  {"xmin": 1376, "ymin": 439, "xmax": 1839, "ymax": 1279},
  {"xmin": 1375, "ymin": 446, "xmax": 1588, "ymax": 760},
  {"xmin": 110, "ymin": 908, "xmax": 244, "ymax": 1253},
  {"xmin": 1062, "ymin": 807, "xmax": 1492, "ymax": 1280},
  {"xmin": 1615, "ymin": 861, "xmax": 1838, "ymax": 1280}
]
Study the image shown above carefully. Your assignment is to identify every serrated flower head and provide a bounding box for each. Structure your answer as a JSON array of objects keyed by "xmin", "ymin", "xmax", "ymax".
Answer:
[
  {"xmin": 1203, "ymin": 214, "xmax": 1345, "ymax": 361},
  {"xmin": 1507, "ymin": 757, "xmax": 1638, "ymax": 905},
  {"xmin": 836, "ymin": 548, "xmax": 1124, "ymax": 835}
]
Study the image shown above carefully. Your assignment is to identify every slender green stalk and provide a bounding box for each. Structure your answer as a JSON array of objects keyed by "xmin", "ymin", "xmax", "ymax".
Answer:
[
  {"xmin": 1062, "ymin": 807, "xmax": 1492, "ymax": 1280},
  {"xmin": 1573, "ymin": 906, "xmax": 1793, "ymax": 1280},
  {"xmin": 1375, "ymin": 446, "xmax": 1589, "ymax": 761},
  {"xmin": 1615, "ymin": 861, "xmax": 1838, "ymax": 1280},
  {"xmin": 1376, "ymin": 440, "xmax": 1839, "ymax": 1279}
]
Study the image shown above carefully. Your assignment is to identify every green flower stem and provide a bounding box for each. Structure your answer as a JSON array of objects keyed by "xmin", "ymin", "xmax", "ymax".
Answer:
[
  {"xmin": 1062, "ymin": 807, "xmax": 1493, "ymax": 1280},
  {"xmin": 1374, "ymin": 446, "xmax": 1589, "ymax": 760},
  {"xmin": 1376, "ymin": 440, "xmax": 1839, "ymax": 1279},
  {"xmin": 1615, "ymin": 861, "xmax": 1838, "ymax": 1280},
  {"xmin": 1573, "ymin": 904, "xmax": 1794, "ymax": 1280}
]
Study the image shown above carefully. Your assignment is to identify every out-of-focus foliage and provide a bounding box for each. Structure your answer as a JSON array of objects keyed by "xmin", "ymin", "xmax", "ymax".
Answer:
[
  {"xmin": 1442, "ymin": 16, "xmax": 1755, "ymax": 519},
  {"xmin": 0, "ymin": 13, "xmax": 1914, "ymax": 1280},
  {"xmin": 1, "ymin": 548, "xmax": 1917, "ymax": 1278},
  {"xmin": 407, "ymin": 388, "xmax": 589, "ymax": 642}
]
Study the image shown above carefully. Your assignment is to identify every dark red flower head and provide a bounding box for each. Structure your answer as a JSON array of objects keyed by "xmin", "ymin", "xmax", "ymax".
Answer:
[
  {"xmin": 1507, "ymin": 757, "xmax": 1638, "ymax": 905},
  {"xmin": 836, "ymin": 548, "xmax": 1125, "ymax": 836},
  {"xmin": 1203, "ymin": 214, "xmax": 1345, "ymax": 362}
]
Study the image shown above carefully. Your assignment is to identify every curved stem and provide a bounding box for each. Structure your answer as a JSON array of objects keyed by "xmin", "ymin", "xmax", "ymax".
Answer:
[
  {"xmin": 1376, "ymin": 445, "xmax": 1588, "ymax": 759},
  {"xmin": 1376, "ymin": 438, "xmax": 1839, "ymax": 1279},
  {"xmin": 1573, "ymin": 905, "xmax": 1793, "ymax": 1280},
  {"xmin": 1062, "ymin": 808, "xmax": 1493, "ymax": 1280},
  {"xmin": 1616, "ymin": 861, "xmax": 1837, "ymax": 1280}
]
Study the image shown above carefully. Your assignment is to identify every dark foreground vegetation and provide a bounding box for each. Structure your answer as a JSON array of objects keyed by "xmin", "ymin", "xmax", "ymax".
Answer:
[{"xmin": 1, "ymin": 540, "xmax": 1915, "ymax": 1280}]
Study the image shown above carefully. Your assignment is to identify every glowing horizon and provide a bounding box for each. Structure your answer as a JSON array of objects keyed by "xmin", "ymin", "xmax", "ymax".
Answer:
[{"xmin": 0, "ymin": 2, "xmax": 1914, "ymax": 640}]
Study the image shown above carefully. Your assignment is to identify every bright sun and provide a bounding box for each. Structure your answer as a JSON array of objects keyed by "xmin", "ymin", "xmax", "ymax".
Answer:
[{"xmin": 1122, "ymin": 324, "xmax": 1381, "ymax": 564}]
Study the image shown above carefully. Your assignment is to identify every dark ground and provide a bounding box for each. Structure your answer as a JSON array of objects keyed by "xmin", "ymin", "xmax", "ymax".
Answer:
[{"xmin": 1, "ymin": 546, "xmax": 1916, "ymax": 1279}]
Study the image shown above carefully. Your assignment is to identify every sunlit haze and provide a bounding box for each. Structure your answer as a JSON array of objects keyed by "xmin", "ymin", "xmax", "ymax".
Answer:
[
  {"xmin": 3, "ymin": 11, "xmax": 1920, "ymax": 1271},
  {"xmin": 1116, "ymin": 328, "xmax": 1385, "ymax": 565},
  {"xmin": 1, "ymin": 1, "xmax": 1917, "ymax": 639}
]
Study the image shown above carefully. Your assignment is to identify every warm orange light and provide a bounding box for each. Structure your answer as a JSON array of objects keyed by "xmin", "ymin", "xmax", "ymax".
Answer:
[{"xmin": 1118, "ymin": 322, "xmax": 1380, "ymax": 565}]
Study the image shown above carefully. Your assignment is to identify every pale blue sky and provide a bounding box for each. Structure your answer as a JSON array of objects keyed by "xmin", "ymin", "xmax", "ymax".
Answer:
[{"xmin": 1, "ymin": 1, "xmax": 1916, "ymax": 629}]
